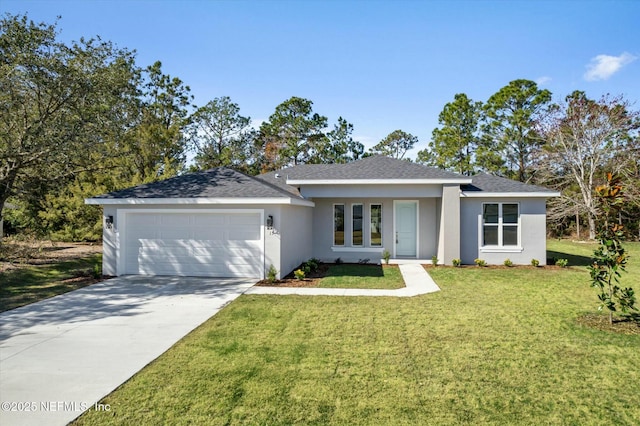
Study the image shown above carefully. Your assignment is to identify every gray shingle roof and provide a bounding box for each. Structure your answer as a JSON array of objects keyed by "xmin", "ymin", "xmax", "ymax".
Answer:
[
  {"xmin": 462, "ymin": 173, "xmax": 557, "ymax": 193},
  {"xmin": 271, "ymin": 155, "xmax": 468, "ymax": 180},
  {"xmin": 91, "ymin": 167, "xmax": 303, "ymax": 199}
]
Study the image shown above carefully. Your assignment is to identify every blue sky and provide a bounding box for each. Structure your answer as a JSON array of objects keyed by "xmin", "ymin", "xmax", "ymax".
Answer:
[{"xmin": 4, "ymin": 0, "xmax": 639, "ymax": 157}]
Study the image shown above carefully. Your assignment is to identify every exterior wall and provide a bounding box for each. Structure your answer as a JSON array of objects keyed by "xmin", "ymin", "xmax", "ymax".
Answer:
[
  {"xmin": 310, "ymin": 197, "xmax": 438, "ymax": 263},
  {"xmin": 460, "ymin": 197, "xmax": 548, "ymax": 265},
  {"xmin": 300, "ymin": 184, "xmax": 442, "ymax": 198},
  {"xmin": 99, "ymin": 203, "xmax": 304, "ymax": 278},
  {"xmin": 436, "ymin": 184, "xmax": 461, "ymax": 265},
  {"xmin": 278, "ymin": 205, "xmax": 313, "ymax": 278}
]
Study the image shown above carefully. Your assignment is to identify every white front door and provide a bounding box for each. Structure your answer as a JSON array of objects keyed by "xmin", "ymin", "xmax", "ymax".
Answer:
[{"xmin": 395, "ymin": 201, "xmax": 417, "ymax": 257}]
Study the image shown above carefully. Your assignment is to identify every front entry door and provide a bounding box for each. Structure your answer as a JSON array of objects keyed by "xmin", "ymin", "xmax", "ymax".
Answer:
[{"xmin": 395, "ymin": 201, "xmax": 417, "ymax": 257}]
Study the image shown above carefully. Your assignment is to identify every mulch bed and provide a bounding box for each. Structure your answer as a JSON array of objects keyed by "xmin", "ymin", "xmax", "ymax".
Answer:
[
  {"xmin": 576, "ymin": 313, "xmax": 640, "ymax": 335},
  {"xmin": 256, "ymin": 263, "xmax": 331, "ymax": 287}
]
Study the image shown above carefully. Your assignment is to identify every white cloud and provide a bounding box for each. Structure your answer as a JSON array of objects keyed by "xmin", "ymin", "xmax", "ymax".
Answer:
[
  {"xmin": 583, "ymin": 52, "xmax": 637, "ymax": 81},
  {"xmin": 535, "ymin": 76, "xmax": 552, "ymax": 86}
]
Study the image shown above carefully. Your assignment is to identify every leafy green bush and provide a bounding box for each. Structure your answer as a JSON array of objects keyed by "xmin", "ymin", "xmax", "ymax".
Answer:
[
  {"xmin": 474, "ymin": 258, "xmax": 486, "ymax": 267},
  {"xmin": 303, "ymin": 258, "xmax": 320, "ymax": 273},
  {"xmin": 294, "ymin": 269, "xmax": 306, "ymax": 280},
  {"xmin": 452, "ymin": 258, "xmax": 461, "ymax": 267},
  {"xmin": 531, "ymin": 258, "xmax": 540, "ymax": 267},
  {"xmin": 267, "ymin": 265, "xmax": 278, "ymax": 283},
  {"xmin": 431, "ymin": 255, "xmax": 439, "ymax": 266},
  {"xmin": 555, "ymin": 258, "xmax": 568, "ymax": 268},
  {"xmin": 504, "ymin": 258, "xmax": 513, "ymax": 267}
]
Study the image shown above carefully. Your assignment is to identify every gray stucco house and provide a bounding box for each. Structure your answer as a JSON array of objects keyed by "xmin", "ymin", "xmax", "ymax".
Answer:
[{"xmin": 85, "ymin": 156, "xmax": 559, "ymax": 279}]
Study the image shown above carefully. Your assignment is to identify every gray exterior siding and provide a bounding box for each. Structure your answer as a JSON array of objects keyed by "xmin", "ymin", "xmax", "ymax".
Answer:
[
  {"xmin": 310, "ymin": 197, "xmax": 439, "ymax": 263},
  {"xmin": 460, "ymin": 197, "xmax": 548, "ymax": 265},
  {"xmin": 278, "ymin": 205, "xmax": 314, "ymax": 277}
]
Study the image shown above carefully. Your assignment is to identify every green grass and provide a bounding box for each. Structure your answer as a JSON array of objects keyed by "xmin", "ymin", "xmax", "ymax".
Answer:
[
  {"xmin": 75, "ymin": 241, "xmax": 640, "ymax": 425},
  {"xmin": 0, "ymin": 255, "xmax": 102, "ymax": 312},
  {"xmin": 318, "ymin": 264, "xmax": 404, "ymax": 289}
]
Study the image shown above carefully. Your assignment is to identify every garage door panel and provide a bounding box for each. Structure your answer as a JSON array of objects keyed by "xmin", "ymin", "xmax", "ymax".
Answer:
[{"xmin": 123, "ymin": 212, "xmax": 263, "ymax": 278}]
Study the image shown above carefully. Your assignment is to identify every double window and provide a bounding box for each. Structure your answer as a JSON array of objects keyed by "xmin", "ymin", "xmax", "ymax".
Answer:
[
  {"xmin": 482, "ymin": 203, "xmax": 519, "ymax": 247},
  {"xmin": 333, "ymin": 203, "xmax": 382, "ymax": 247}
]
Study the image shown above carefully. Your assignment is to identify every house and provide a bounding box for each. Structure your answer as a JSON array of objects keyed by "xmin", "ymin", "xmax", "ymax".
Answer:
[{"xmin": 85, "ymin": 156, "xmax": 559, "ymax": 279}]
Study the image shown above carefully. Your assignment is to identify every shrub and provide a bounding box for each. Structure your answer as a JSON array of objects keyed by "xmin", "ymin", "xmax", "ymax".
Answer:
[
  {"xmin": 294, "ymin": 269, "xmax": 306, "ymax": 280},
  {"xmin": 335, "ymin": 257, "xmax": 343, "ymax": 264},
  {"xmin": 92, "ymin": 263, "xmax": 102, "ymax": 279},
  {"xmin": 304, "ymin": 258, "xmax": 320, "ymax": 273},
  {"xmin": 431, "ymin": 255, "xmax": 439, "ymax": 266},
  {"xmin": 452, "ymin": 258, "xmax": 461, "ymax": 267},
  {"xmin": 556, "ymin": 258, "xmax": 569, "ymax": 268},
  {"xmin": 267, "ymin": 265, "xmax": 278, "ymax": 283},
  {"xmin": 382, "ymin": 249, "xmax": 391, "ymax": 265},
  {"xmin": 503, "ymin": 258, "xmax": 513, "ymax": 267},
  {"xmin": 474, "ymin": 258, "xmax": 486, "ymax": 267},
  {"xmin": 531, "ymin": 258, "xmax": 540, "ymax": 267}
]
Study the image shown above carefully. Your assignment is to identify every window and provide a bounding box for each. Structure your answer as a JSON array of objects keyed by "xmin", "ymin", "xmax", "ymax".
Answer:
[
  {"xmin": 370, "ymin": 204, "xmax": 382, "ymax": 246},
  {"xmin": 334, "ymin": 204, "xmax": 344, "ymax": 246},
  {"xmin": 482, "ymin": 203, "xmax": 519, "ymax": 247},
  {"xmin": 352, "ymin": 204, "xmax": 363, "ymax": 246}
]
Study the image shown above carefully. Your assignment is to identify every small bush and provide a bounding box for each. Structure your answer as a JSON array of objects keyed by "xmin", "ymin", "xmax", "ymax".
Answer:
[
  {"xmin": 335, "ymin": 257, "xmax": 343, "ymax": 264},
  {"xmin": 305, "ymin": 258, "xmax": 320, "ymax": 272},
  {"xmin": 556, "ymin": 258, "xmax": 569, "ymax": 268},
  {"xmin": 431, "ymin": 255, "xmax": 439, "ymax": 266},
  {"xmin": 452, "ymin": 258, "xmax": 461, "ymax": 267},
  {"xmin": 382, "ymin": 249, "xmax": 391, "ymax": 265},
  {"xmin": 294, "ymin": 269, "xmax": 306, "ymax": 280},
  {"xmin": 503, "ymin": 258, "xmax": 513, "ymax": 267},
  {"xmin": 92, "ymin": 263, "xmax": 102, "ymax": 279},
  {"xmin": 267, "ymin": 265, "xmax": 278, "ymax": 282},
  {"xmin": 474, "ymin": 258, "xmax": 486, "ymax": 267},
  {"xmin": 531, "ymin": 258, "xmax": 540, "ymax": 267}
]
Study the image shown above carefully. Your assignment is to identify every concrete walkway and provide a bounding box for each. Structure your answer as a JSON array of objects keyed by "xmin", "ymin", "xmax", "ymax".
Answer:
[
  {"xmin": 0, "ymin": 276, "xmax": 254, "ymax": 426},
  {"xmin": 245, "ymin": 263, "xmax": 440, "ymax": 297}
]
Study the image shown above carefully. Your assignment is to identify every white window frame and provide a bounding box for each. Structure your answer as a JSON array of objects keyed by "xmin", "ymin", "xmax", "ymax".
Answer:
[
  {"xmin": 333, "ymin": 203, "xmax": 345, "ymax": 247},
  {"xmin": 370, "ymin": 203, "xmax": 382, "ymax": 247},
  {"xmin": 480, "ymin": 202, "xmax": 521, "ymax": 252},
  {"xmin": 351, "ymin": 203, "xmax": 364, "ymax": 247}
]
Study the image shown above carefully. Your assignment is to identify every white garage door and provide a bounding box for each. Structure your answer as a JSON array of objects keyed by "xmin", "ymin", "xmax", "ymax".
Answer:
[{"xmin": 122, "ymin": 211, "xmax": 263, "ymax": 278}]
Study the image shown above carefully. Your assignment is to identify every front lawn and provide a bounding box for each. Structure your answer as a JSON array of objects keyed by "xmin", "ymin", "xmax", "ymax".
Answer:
[
  {"xmin": 318, "ymin": 264, "xmax": 404, "ymax": 289},
  {"xmin": 75, "ymin": 241, "xmax": 640, "ymax": 425},
  {"xmin": 0, "ymin": 254, "xmax": 103, "ymax": 312}
]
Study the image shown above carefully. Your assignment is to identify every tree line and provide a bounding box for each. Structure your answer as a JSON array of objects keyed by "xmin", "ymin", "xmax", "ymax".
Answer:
[{"xmin": 1, "ymin": 14, "xmax": 638, "ymax": 242}]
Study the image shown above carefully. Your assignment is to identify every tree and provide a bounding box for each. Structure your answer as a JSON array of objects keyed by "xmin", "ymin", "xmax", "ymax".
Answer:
[
  {"xmin": 122, "ymin": 61, "xmax": 193, "ymax": 183},
  {"xmin": 369, "ymin": 130, "xmax": 418, "ymax": 159},
  {"xmin": 537, "ymin": 92, "xmax": 640, "ymax": 239},
  {"xmin": 482, "ymin": 79, "xmax": 552, "ymax": 181},
  {"xmin": 257, "ymin": 97, "xmax": 328, "ymax": 171},
  {"xmin": 0, "ymin": 14, "xmax": 138, "ymax": 228},
  {"xmin": 187, "ymin": 96, "xmax": 254, "ymax": 170},
  {"xmin": 418, "ymin": 93, "xmax": 482, "ymax": 175},
  {"xmin": 588, "ymin": 173, "xmax": 636, "ymax": 324},
  {"xmin": 324, "ymin": 117, "xmax": 364, "ymax": 164}
]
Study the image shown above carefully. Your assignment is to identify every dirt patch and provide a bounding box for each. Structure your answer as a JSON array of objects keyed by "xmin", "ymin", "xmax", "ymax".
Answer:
[{"xmin": 0, "ymin": 240, "xmax": 102, "ymax": 273}]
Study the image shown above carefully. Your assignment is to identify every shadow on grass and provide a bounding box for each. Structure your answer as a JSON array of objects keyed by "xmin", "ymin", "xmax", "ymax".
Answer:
[
  {"xmin": 326, "ymin": 264, "xmax": 384, "ymax": 278},
  {"xmin": 547, "ymin": 250, "xmax": 594, "ymax": 267}
]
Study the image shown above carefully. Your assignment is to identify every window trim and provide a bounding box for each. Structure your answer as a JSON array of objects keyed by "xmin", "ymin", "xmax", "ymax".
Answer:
[
  {"xmin": 333, "ymin": 203, "xmax": 345, "ymax": 247},
  {"xmin": 370, "ymin": 203, "xmax": 382, "ymax": 247},
  {"xmin": 480, "ymin": 202, "xmax": 521, "ymax": 251},
  {"xmin": 351, "ymin": 203, "xmax": 364, "ymax": 247}
]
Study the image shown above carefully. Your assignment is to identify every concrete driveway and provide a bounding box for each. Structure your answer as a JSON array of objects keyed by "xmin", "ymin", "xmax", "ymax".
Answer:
[{"xmin": 0, "ymin": 276, "xmax": 254, "ymax": 426}]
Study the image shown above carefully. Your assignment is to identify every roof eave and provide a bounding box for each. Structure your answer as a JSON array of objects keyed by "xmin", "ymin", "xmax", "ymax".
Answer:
[
  {"xmin": 84, "ymin": 197, "xmax": 315, "ymax": 207},
  {"xmin": 460, "ymin": 191, "xmax": 561, "ymax": 198},
  {"xmin": 286, "ymin": 178, "xmax": 472, "ymax": 185}
]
